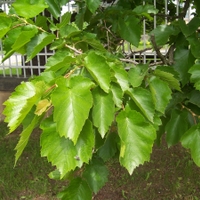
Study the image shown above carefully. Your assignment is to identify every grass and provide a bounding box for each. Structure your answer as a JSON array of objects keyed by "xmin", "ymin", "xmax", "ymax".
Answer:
[
  {"xmin": 0, "ymin": 123, "xmax": 66, "ymax": 200},
  {"xmin": 1, "ymin": 122, "xmax": 200, "ymax": 200}
]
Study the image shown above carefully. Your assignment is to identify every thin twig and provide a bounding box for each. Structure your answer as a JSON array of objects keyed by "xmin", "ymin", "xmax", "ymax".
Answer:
[
  {"xmin": 65, "ymin": 44, "xmax": 82, "ymax": 54},
  {"xmin": 150, "ymin": 35, "xmax": 167, "ymax": 65},
  {"xmin": 120, "ymin": 58, "xmax": 139, "ymax": 65}
]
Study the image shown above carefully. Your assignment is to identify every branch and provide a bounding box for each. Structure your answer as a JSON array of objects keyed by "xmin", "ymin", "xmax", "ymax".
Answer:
[
  {"xmin": 65, "ymin": 44, "xmax": 82, "ymax": 54},
  {"xmin": 120, "ymin": 58, "xmax": 139, "ymax": 65},
  {"xmin": 150, "ymin": 35, "xmax": 167, "ymax": 65}
]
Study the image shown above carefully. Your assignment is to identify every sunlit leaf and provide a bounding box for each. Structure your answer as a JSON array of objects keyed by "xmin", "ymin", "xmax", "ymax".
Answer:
[
  {"xmin": 116, "ymin": 110, "xmax": 156, "ymax": 175},
  {"xmin": 40, "ymin": 118, "xmax": 95, "ymax": 178},
  {"xmin": 127, "ymin": 87, "xmax": 155, "ymax": 122},
  {"xmin": 128, "ymin": 64, "xmax": 148, "ymax": 87},
  {"xmin": 0, "ymin": 14, "xmax": 12, "ymax": 39},
  {"xmin": 3, "ymin": 81, "xmax": 45, "ymax": 133},
  {"xmin": 149, "ymin": 76, "xmax": 172, "ymax": 114},
  {"xmin": 51, "ymin": 76, "xmax": 93, "ymax": 144},
  {"xmin": 92, "ymin": 87, "xmax": 115, "ymax": 138},
  {"xmin": 12, "ymin": 0, "xmax": 48, "ymax": 18},
  {"xmin": 85, "ymin": 51, "xmax": 111, "ymax": 93},
  {"xmin": 26, "ymin": 32, "xmax": 56, "ymax": 62}
]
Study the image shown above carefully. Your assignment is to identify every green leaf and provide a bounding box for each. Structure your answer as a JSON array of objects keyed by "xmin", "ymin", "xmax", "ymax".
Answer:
[
  {"xmin": 98, "ymin": 132, "xmax": 119, "ymax": 161},
  {"xmin": 110, "ymin": 83, "xmax": 123, "ymax": 108},
  {"xmin": 150, "ymin": 24, "xmax": 180, "ymax": 46},
  {"xmin": 51, "ymin": 76, "xmax": 93, "ymax": 144},
  {"xmin": 179, "ymin": 17, "xmax": 200, "ymax": 37},
  {"xmin": 82, "ymin": 157, "xmax": 109, "ymax": 194},
  {"xmin": 118, "ymin": 15, "xmax": 141, "ymax": 47},
  {"xmin": 189, "ymin": 64, "xmax": 200, "ymax": 91},
  {"xmin": 2, "ymin": 25, "xmax": 38, "ymax": 62},
  {"xmin": 128, "ymin": 64, "xmax": 148, "ymax": 87},
  {"xmin": 181, "ymin": 123, "xmax": 200, "ymax": 166},
  {"xmin": 109, "ymin": 62, "xmax": 129, "ymax": 92},
  {"xmin": 133, "ymin": 4, "xmax": 158, "ymax": 15},
  {"xmin": 26, "ymin": 32, "xmax": 56, "ymax": 62},
  {"xmin": 92, "ymin": 87, "xmax": 115, "ymax": 138},
  {"xmin": 45, "ymin": 0, "xmax": 61, "ymax": 19},
  {"xmin": 46, "ymin": 49, "xmax": 75, "ymax": 72},
  {"xmin": 85, "ymin": 0, "xmax": 101, "ymax": 13},
  {"xmin": 15, "ymin": 114, "xmax": 41, "ymax": 165},
  {"xmin": 165, "ymin": 109, "xmax": 189, "ymax": 147},
  {"xmin": 60, "ymin": 24, "xmax": 81, "ymax": 38},
  {"xmin": 57, "ymin": 177, "xmax": 92, "ymax": 200},
  {"xmin": 57, "ymin": 12, "xmax": 71, "ymax": 28},
  {"xmin": 40, "ymin": 118, "xmax": 95, "ymax": 178},
  {"xmin": 149, "ymin": 76, "xmax": 172, "ymax": 114},
  {"xmin": 3, "ymin": 81, "xmax": 44, "ymax": 133},
  {"xmin": 0, "ymin": 14, "xmax": 12, "ymax": 39},
  {"xmin": 82, "ymin": 32, "xmax": 106, "ymax": 51},
  {"xmin": 12, "ymin": 0, "xmax": 48, "ymax": 18},
  {"xmin": 186, "ymin": 34, "xmax": 200, "ymax": 58},
  {"xmin": 127, "ymin": 88, "xmax": 155, "ymax": 122},
  {"xmin": 154, "ymin": 69, "xmax": 181, "ymax": 91},
  {"xmin": 187, "ymin": 90, "xmax": 200, "ymax": 108},
  {"xmin": 85, "ymin": 51, "xmax": 111, "ymax": 93},
  {"xmin": 116, "ymin": 110, "xmax": 156, "ymax": 175},
  {"xmin": 173, "ymin": 48, "xmax": 195, "ymax": 86}
]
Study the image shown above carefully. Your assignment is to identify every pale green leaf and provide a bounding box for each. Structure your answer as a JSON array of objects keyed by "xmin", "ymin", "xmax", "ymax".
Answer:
[
  {"xmin": 0, "ymin": 14, "xmax": 12, "ymax": 39},
  {"xmin": 82, "ymin": 158, "xmax": 109, "ymax": 194},
  {"xmin": 127, "ymin": 88, "xmax": 155, "ymax": 122},
  {"xmin": 60, "ymin": 24, "xmax": 80, "ymax": 38},
  {"xmin": 149, "ymin": 76, "xmax": 172, "ymax": 114},
  {"xmin": 45, "ymin": 49, "xmax": 75, "ymax": 72},
  {"xmin": 57, "ymin": 178, "xmax": 92, "ymax": 200},
  {"xmin": 85, "ymin": 51, "xmax": 111, "ymax": 93},
  {"xmin": 26, "ymin": 32, "xmax": 56, "ymax": 62},
  {"xmin": 110, "ymin": 83, "xmax": 123, "ymax": 108},
  {"xmin": 189, "ymin": 64, "xmax": 200, "ymax": 91},
  {"xmin": 166, "ymin": 109, "xmax": 189, "ymax": 147},
  {"xmin": 181, "ymin": 123, "xmax": 200, "ymax": 166},
  {"xmin": 118, "ymin": 15, "xmax": 141, "ymax": 46},
  {"xmin": 2, "ymin": 25, "xmax": 38, "ymax": 62},
  {"xmin": 15, "ymin": 114, "xmax": 41, "ymax": 165},
  {"xmin": 116, "ymin": 110, "xmax": 156, "ymax": 174},
  {"xmin": 40, "ymin": 118, "xmax": 95, "ymax": 178},
  {"xmin": 128, "ymin": 64, "xmax": 148, "ymax": 87},
  {"xmin": 109, "ymin": 62, "xmax": 129, "ymax": 92},
  {"xmin": 92, "ymin": 87, "xmax": 115, "ymax": 138},
  {"xmin": 154, "ymin": 69, "xmax": 181, "ymax": 91},
  {"xmin": 51, "ymin": 76, "xmax": 93, "ymax": 144},
  {"xmin": 3, "ymin": 81, "xmax": 44, "ymax": 133},
  {"xmin": 85, "ymin": 0, "xmax": 101, "ymax": 13},
  {"xmin": 12, "ymin": 0, "xmax": 48, "ymax": 18}
]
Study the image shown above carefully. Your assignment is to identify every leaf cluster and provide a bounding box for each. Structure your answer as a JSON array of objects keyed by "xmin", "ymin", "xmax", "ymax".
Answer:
[{"xmin": 1, "ymin": 0, "xmax": 200, "ymax": 199}]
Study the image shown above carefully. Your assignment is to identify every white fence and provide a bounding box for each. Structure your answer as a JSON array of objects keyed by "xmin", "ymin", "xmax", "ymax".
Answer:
[{"xmin": 0, "ymin": 0, "xmax": 193, "ymax": 78}]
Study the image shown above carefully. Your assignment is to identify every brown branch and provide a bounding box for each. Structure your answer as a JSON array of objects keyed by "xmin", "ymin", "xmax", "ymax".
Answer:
[
  {"xmin": 150, "ymin": 35, "xmax": 167, "ymax": 65},
  {"xmin": 120, "ymin": 58, "xmax": 139, "ymax": 65}
]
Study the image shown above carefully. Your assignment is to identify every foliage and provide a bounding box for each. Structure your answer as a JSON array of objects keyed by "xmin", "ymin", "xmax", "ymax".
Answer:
[{"xmin": 1, "ymin": 0, "xmax": 200, "ymax": 199}]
